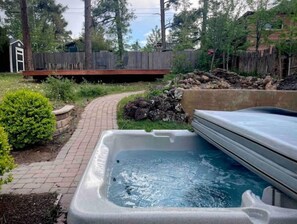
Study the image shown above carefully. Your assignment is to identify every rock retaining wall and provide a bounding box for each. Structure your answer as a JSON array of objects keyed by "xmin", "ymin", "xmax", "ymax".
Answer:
[
  {"xmin": 53, "ymin": 105, "xmax": 75, "ymax": 135},
  {"xmin": 181, "ymin": 89, "xmax": 297, "ymax": 118}
]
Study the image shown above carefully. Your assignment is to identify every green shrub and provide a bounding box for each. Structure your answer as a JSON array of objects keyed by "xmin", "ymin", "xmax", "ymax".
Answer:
[
  {"xmin": 78, "ymin": 82, "xmax": 107, "ymax": 98},
  {"xmin": 147, "ymin": 89, "xmax": 163, "ymax": 98},
  {"xmin": 171, "ymin": 53, "xmax": 193, "ymax": 74},
  {"xmin": 197, "ymin": 51, "xmax": 211, "ymax": 71},
  {"xmin": 44, "ymin": 76, "xmax": 76, "ymax": 102},
  {"xmin": 0, "ymin": 126, "xmax": 15, "ymax": 189},
  {"xmin": 146, "ymin": 84, "xmax": 164, "ymax": 99},
  {"xmin": 0, "ymin": 90, "xmax": 56, "ymax": 149}
]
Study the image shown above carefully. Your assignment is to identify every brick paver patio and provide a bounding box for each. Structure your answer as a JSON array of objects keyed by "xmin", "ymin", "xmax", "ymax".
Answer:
[{"xmin": 0, "ymin": 91, "xmax": 143, "ymax": 210}]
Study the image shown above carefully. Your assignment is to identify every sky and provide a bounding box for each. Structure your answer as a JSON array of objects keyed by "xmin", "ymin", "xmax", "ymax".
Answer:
[{"xmin": 57, "ymin": 0, "xmax": 199, "ymax": 46}]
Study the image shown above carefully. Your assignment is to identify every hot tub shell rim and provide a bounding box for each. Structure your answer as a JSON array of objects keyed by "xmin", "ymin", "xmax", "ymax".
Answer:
[{"xmin": 68, "ymin": 130, "xmax": 297, "ymax": 224}]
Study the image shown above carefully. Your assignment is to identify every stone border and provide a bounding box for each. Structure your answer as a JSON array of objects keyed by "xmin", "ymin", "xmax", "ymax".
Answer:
[{"xmin": 53, "ymin": 105, "xmax": 75, "ymax": 135}]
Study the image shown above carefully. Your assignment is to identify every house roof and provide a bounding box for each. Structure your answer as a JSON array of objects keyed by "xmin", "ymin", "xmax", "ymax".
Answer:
[
  {"xmin": 64, "ymin": 38, "xmax": 84, "ymax": 47},
  {"xmin": 240, "ymin": 1, "xmax": 295, "ymax": 20},
  {"xmin": 240, "ymin": 11, "xmax": 255, "ymax": 19}
]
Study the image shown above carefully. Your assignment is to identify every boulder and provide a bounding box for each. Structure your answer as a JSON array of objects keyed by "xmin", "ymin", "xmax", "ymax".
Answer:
[
  {"xmin": 175, "ymin": 103, "xmax": 182, "ymax": 112},
  {"xmin": 138, "ymin": 100, "xmax": 150, "ymax": 108},
  {"xmin": 135, "ymin": 108, "xmax": 149, "ymax": 121},
  {"xmin": 174, "ymin": 88, "xmax": 184, "ymax": 100},
  {"xmin": 124, "ymin": 102, "xmax": 138, "ymax": 119},
  {"xmin": 148, "ymin": 109, "xmax": 166, "ymax": 121},
  {"xmin": 263, "ymin": 76, "xmax": 272, "ymax": 85}
]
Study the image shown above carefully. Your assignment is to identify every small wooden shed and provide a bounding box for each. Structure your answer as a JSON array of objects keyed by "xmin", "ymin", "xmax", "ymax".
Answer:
[{"xmin": 9, "ymin": 39, "xmax": 25, "ymax": 73}]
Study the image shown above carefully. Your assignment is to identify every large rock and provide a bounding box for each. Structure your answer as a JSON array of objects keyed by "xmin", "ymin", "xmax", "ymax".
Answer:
[
  {"xmin": 174, "ymin": 88, "xmax": 184, "ymax": 100},
  {"xmin": 163, "ymin": 111, "xmax": 176, "ymax": 122},
  {"xmin": 157, "ymin": 100, "xmax": 171, "ymax": 111},
  {"xmin": 135, "ymin": 108, "xmax": 149, "ymax": 121},
  {"xmin": 148, "ymin": 109, "xmax": 166, "ymax": 121},
  {"xmin": 124, "ymin": 102, "xmax": 138, "ymax": 119},
  {"xmin": 138, "ymin": 100, "xmax": 150, "ymax": 108}
]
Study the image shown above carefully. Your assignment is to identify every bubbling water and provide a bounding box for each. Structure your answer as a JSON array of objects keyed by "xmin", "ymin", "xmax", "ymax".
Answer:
[{"xmin": 107, "ymin": 148, "xmax": 269, "ymax": 208}]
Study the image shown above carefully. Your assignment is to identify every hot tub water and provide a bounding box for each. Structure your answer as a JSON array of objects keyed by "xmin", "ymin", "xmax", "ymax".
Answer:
[{"xmin": 107, "ymin": 147, "xmax": 269, "ymax": 208}]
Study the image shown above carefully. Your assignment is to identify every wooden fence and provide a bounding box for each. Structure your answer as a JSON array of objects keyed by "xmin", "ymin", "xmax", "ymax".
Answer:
[
  {"xmin": 33, "ymin": 51, "xmax": 199, "ymax": 70},
  {"xmin": 231, "ymin": 48, "xmax": 297, "ymax": 77},
  {"xmin": 33, "ymin": 49, "xmax": 296, "ymax": 77}
]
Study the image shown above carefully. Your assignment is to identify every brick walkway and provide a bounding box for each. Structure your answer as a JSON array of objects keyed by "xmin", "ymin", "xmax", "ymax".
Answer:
[{"xmin": 0, "ymin": 91, "xmax": 143, "ymax": 209}]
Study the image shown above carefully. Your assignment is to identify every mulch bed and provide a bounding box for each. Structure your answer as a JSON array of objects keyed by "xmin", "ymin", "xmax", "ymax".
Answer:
[{"xmin": 0, "ymin": 193, "xmax": 60, "ymax": 224}]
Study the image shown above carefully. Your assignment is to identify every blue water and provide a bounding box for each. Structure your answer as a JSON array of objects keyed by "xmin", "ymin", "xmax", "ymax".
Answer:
[{"xmin": 107, "ymin": 148, "xmax": 269, "ymax": 208}]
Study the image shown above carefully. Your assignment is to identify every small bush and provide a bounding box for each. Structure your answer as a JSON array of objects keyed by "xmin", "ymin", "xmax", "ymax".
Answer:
[
  {"xmin": 146, "ymin": 84, "xmax": 164, "ymax": 99},
  {"xmin": 197, "ymin": 51, "xmax": 211, "ymax": 71},
  {"xmin": 147, "ymin": 89, "xmax": 163, "ymax": 98},
  {"xmin": 78, "ymin": 82, "xmax": 107, "ymax": 98},
  {"xmin": 171, "ymin": 53, "xmax": 193, "ymax": 74},
  {"xmin": 0, "ymin": 90, "xmax": 56, "ymax": 149},
  {"xmin": 44, "ymin": 76, "xmax": 76, "ymax": 102},
  {"xmin": 0, "ymin": 126, "xmax": 15, "ymax": 189}
]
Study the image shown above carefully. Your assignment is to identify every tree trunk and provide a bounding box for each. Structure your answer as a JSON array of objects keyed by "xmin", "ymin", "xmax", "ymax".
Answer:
[
  {"xmin": 255, "ymin": 21, "xmax": 260, "ymax": 75},
  {"xmin": 201, "ymin": 0, "xmax": 209, "ymax": 49},
  {"xmin": 84, "ymin": 0, "xmax": 92, "ymax": 69},
  {"xmin": 288, "ymin": 56, "xmax": 292, "ymax": 76},
  {"xmin": 114, "ymin": 0, "xmax": 124, "ymax": 66},
  {"xmin": 210, "ymin": 49, "xmax": 216, "ymax": 70},
  {"xmin": 20, "ymin": 0, "xmax": 33, "ymax": 71},
  {"xmin": 278, "ymin": 48, "xmax": 282, "ymax": 79},
  {"xmin": 160, "ymin": 0, "xmax": 166, "ymax": 51},
  {"xmin": 226, "ymin": 50, "xmax": 230, "ymax": 71}
]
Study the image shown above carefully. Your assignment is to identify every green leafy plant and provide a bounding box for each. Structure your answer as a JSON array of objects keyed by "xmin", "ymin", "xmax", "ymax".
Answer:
[
  {"xmin": 197, "ymin": 51, "xmax": 211, "ymax": 71},
  {"xmin": 0, "ymin": 126, "xmax": 15, "ymax": 189},
  {"xmin": 171, "ymin": 53, "xmax": 193, "ymax": 74},
  {"xmin": 0, "ymin": 90, "xmax": 56, "ymax": 149},
  {"xmin": 146, "ymin": 84, "xmax": 164, "ymax": 99},
  {"xmin": 44, "ymin": 76, "xmax": 76, "ymax": 102},
  {"xmin": 146, "ymin": 89, "xmax": 163, "ymax": 98},
  {"xmin": 78, "ymin": 81, "xmax": 107, "ymax": 98}
]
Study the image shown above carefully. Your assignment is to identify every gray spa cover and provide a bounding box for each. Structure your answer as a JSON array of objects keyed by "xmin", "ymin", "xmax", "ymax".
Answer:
[{"xmin": 192, "ymin": 107, "xmax": 297, "ymax": 201}]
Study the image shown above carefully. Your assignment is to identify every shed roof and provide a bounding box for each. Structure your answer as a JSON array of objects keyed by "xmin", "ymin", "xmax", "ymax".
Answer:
[{"xmin": 9, "ymin": 38, "xmax": 23, "ymax": 46}]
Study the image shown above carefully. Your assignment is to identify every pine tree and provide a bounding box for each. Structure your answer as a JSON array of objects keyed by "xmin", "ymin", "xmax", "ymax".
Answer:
[{"xmin": 93, "ymin": 0, "xmax": 134, "ymax": 65}]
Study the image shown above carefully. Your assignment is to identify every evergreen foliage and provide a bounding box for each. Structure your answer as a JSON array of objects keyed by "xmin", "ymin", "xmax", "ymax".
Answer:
[
  {"xmin": 0, "ymin": 90, "xmax": 56, "ymax": 149},
  {"xmin": 0, "ymin": 126, "xmax": 15, "ymax": 189}
]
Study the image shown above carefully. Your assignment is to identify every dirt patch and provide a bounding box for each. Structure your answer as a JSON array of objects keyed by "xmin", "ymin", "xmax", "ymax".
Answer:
[
  {"xmin": 11, "ymin": 106, "xmax": 83, "ymax": 165},
  {"xmin": 0, "ymin": 193, "xmax": 60, "ymax": 224}
]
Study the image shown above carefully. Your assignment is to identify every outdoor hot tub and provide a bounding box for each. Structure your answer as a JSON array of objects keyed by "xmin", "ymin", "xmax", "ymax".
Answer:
[{"xmin": 68, "ymin": 130, "xmax": 297, "ymax": 224}]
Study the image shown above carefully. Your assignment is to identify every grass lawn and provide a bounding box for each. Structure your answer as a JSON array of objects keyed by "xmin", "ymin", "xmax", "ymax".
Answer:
[
  {"xmin": 0, "ymin": 73, "xmax": 43, "ymax": 100},
  {"xmin": 117, "ymin": 94, "xmax": 192, "ymax": 131},
  {"xmin": 0, "ymin": 73, "xmax": 190, "ymax": 130},
  {"xmin": 0, "ymin": 73, "xmax": 153, "ymax": 107}
]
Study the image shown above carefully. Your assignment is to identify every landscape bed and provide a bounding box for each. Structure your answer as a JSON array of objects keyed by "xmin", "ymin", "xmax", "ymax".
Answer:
[
  {"xmin": 0, "ymin": 193, "xmax": 60, "ymax": 224},
  {"xmin": 68, "ymin": 130, "xmax": 297, "ymax": 224}
]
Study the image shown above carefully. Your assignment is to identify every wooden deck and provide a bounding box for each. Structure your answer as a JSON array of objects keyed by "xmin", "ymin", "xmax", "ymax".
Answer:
[{"xmin": 23, "ymin": 69, "xmax": 170, "ymax": 77}]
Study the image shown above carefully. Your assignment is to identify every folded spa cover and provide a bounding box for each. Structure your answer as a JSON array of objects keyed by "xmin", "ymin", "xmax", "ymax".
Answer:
[{"xmin": 192, "ymin": 107, "xmax": 297, "ymax": 201}]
